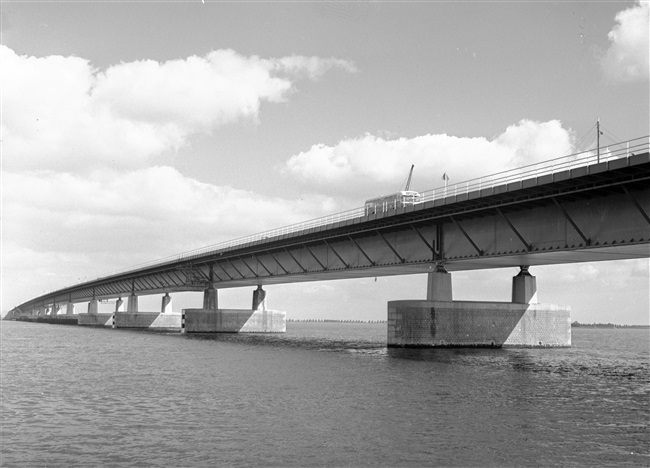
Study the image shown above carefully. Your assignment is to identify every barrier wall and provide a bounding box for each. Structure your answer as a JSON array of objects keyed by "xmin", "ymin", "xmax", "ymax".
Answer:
[
  {"xmin": 183, "ymin": 309, "xmax": 286, "ymax": 333},
  {"xmin": 388, "ymin": 300, "xmax": 571, "ymax": 348}
]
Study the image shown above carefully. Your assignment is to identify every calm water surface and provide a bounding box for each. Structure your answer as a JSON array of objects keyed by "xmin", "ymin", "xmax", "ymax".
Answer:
[{"xmin": 1, "ymin": 321, "xmax": 648, "ymax": 467}]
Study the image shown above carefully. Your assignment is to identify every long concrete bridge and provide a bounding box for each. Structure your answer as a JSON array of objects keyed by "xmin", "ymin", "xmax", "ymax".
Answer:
[{"xmin": 7, "ymin": 136, "xmax": 650, "ymax": 347}]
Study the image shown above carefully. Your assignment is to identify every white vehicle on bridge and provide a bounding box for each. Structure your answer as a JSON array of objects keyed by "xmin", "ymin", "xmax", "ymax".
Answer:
[
  {"xmin": 364, "ymin": 190, "xmax": 421, "ymax": 215},
  {"xmin": 365, "ymin": 164, "xmax": 421, "ymax": 215}
]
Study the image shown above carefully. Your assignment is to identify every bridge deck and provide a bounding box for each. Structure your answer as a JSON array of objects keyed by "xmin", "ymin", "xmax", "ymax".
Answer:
[{"xmin": 129, "ymin": 150, "xmax": 650, "ymax": 270}]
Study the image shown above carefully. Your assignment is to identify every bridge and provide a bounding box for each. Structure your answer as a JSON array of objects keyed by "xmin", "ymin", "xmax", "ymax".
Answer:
[{"xmin": 7, "ymin": 136, "xmax": 650, "ymax": 347}]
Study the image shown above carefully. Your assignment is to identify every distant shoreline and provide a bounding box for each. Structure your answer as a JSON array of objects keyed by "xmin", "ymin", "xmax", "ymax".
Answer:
[
  {"xmin": 288, "ymin": 319, "xmax": 387, "ymax": 324},
  {"xmin": 572, "ymin": 322, "xmax": 648, "ymax": 329},
  {"xmin": 285, "ymin": 319, "xmax": 648, "ymax": 328}
]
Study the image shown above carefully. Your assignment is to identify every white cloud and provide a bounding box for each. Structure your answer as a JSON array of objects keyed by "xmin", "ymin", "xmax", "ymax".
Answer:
[
  {"xmin": 1, "ymin": 45, "xmax": 356, "ymax": 311},
  {"xmin": 494, "ymin": 120, "xmax": 575, "ymax": 165},
  {"xmin": 91, "ymin": 50, "xmax": 292, "ymax": 131},
  {"xmin": 1, "ymin": 166, "xmax": 336, "ymax": 305},
  {"xmin": 601, "ymin": 1, "xmax": 650, "ymax": 83},
  {"xmin": 2, "ymin": 166, "xmax": 334, "ymax": 257},
  {"xmin": 1, "ymin": 46, "xmax": 356, "ymax": 172},
  {"xmin": 272, "ymin": 55, "xmax": 358, "ymax": 80},
  {"xmin": 285, "ymin": 119, "xmax": 574, "ymax": 199}
]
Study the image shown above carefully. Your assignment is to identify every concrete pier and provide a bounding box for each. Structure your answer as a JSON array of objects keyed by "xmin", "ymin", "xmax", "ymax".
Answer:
[
  {"xmin": 161, "ymin": 293, "xmax": 173, "ymax": 313},
  {"xmin": 252, "ymin": 286, "xmax": 267, "ymax": 310},
  {"xmin": 512, "ymin": 266, "xmax": 538, "ymax": 304},
  {"xmin": 427, "ymin": 267, "xmax": 452, "ymax": 301},
  {"xmin": 114, "ymin": 311, "xmax": 181, "ymax": 330},
  {"xmin": 66, "ymin": 303, "xmax": 75, "ymax": 315},
  {"xmin": 88, "ymin": 299, "xmax": 99, "ymax": 315},
  {"xmin": 183, "ymin": 286, "xmax": 285, "ymax": 333},
  {"xmin": 203, "ymin": 286, "xmax": 218, "ymax": 311},
  {"xmin": 388, "ymin": 301, "xmax": 570, "ymax": 347},
  {"xmin": 78, "ymin": 313, "xmax": 112, "ymax": 327},
  {"xmin": 388, "ymin": 267, "xmax": 570, "ymax": 348},
  {"xmin": 127, "ymin": 294, "xmax": 138, "ymax": 312},
  {"xmin": 182, "ymin": 308, "xmax": 286, "ymax": 333}
]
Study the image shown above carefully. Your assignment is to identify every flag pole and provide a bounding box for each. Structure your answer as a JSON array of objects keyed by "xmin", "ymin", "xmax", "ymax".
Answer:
[{"xmin": 597, "ymin": 118, "xmax": 600, "ymax": 163}]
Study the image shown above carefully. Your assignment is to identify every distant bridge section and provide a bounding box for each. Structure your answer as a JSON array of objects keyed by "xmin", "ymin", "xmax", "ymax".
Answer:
[{"xmin": 11, "ymin": 136, "xmax": 650, "ymax": 314}]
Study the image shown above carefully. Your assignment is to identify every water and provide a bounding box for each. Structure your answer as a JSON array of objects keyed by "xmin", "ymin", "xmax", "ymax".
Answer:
[{"xmin": 1, "ymin": 321, "xmax": 648, "ymax": 467}]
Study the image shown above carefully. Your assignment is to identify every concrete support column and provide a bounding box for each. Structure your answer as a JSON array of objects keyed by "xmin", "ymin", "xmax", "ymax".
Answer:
[
  {"xmin": 161, "ymin": 293, "xmax": 173, "ymax": 313},
  {"xmin": 88, "ymin": 299, "xmax": 99, "ymax": 315},
  {"xmin": 252, "ymin": 286, "xmax": 267, "ymax": 311},
  {"xmin": 427, "ymin": 265, "xmax": 453, "ymax": 301},
  {"xmin": 203, "ymin": 286, "xmax": 218, "ymax": 311},
  {"xmin": 66, "ymin": 303, "xmax": 75, "ymax": 315},
  {"xmin": 115, "ymin": 298, "xmax": 125, "ymax": 312},
  {"xmin": 512, "ymin": 266, "xmax": 538, "ymax": 304},
  {"xmin": 127, "ymin": 294, "xmax": 138, "ymax": 312},
  {"xmin": 51, "ymin": 305, "xmax": 60, "ymax": 317}
]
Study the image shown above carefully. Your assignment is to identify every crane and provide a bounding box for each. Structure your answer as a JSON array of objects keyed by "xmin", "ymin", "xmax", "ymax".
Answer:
[{"xmin": 404, "ymin": 164, "xmax": 415, "ymax": 192}]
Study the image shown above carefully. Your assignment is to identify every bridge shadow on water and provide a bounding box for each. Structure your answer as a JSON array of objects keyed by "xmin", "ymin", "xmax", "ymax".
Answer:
[
  {"xmin": 125, "ymin": 320, "xmax": 647, "ymax": 383},
  {"xmin": 175, "ymin": 326, "xmax": 541, "ymax": 369},
  {"xmin": 181, "ymin": 330, "xmax": 386, "ymax": 354},
  {"xmin": 177, "ymin": 329, "xmax": 647, "ymax": 382}
]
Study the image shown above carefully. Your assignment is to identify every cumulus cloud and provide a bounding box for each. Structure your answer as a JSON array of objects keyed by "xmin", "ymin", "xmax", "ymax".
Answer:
[
  {"xmin": 2, "ymin": 166, "xmax": 335, "ymax": 257},
  {"xmin": 1, "ymin": 166, "xmax": 337, "ymax": 301},
  {"xmin": 600, "ymin": 1, "xmax": 649, "ymax": 83},
  {"xmin": 1, "ymin": 44, "xmax": 356, "ymax": 309},
  {"xmin": 1, "ymin": 46, "xmax": 356, "ymax": 172},
  {"xmin": 285, "ymin": 119, "xmax": 574, "ymax": 199}
]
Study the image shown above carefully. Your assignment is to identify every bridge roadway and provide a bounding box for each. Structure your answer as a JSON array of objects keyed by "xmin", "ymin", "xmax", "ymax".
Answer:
[{"xmin": 11, "ymin": 139, "xmax": 650, "ymax": 314}]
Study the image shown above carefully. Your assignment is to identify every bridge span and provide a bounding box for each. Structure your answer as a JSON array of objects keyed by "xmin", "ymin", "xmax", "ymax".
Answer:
[{"xmin": 7, "ymin": 137, "xmax": 650, "ymax": 348}]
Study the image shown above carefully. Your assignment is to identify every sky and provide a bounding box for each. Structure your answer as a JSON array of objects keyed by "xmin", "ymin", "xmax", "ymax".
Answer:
[{"xmin": 1, "ymin": 0, "xmax": 649, "ymax": 324}]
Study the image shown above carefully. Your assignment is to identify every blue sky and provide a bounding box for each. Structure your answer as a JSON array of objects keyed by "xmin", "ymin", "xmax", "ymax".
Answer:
[{"xmin": 2, "ymin": 1, "xmax": 649, "ymax": 323}]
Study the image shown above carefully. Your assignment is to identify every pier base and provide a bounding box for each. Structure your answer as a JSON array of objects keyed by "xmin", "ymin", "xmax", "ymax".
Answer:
[
  {"xmin": 114, "ymin": 312, "xmax": 181, "ymax": 330},
  {"xmin": 34, "ymin": 316, "xmax": 78, "ymax": 325},
  {"xmin": 388, "ymin": 301, "xmax": 571, "ymax": 348},
  {"xmin": 78, "ymin": 313, "xmax": 113, "ymax": 327},
  {"xmin": 182, "ymin": 309, "xmax": 286, "ymax": 333}
]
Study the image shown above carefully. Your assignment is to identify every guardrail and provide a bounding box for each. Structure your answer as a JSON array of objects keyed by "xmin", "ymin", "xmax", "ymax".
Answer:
[{"xmin": 98, "ymin": 136, "xmax": 650, "ymax": 280}]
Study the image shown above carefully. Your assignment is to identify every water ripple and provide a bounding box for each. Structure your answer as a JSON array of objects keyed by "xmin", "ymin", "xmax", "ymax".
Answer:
[{"xmin": 1, "ymin": 322, "xmax": 648, "ymax": 467}]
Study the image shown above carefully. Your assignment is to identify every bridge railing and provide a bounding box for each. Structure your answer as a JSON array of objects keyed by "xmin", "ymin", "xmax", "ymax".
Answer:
[
  {"xmin": 418, "ymin": 136, "xmax": 649, "ymax": 202},
  {"xmin": 101, "ymin": 136, "xmax": 649, "ymax": 278}
]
